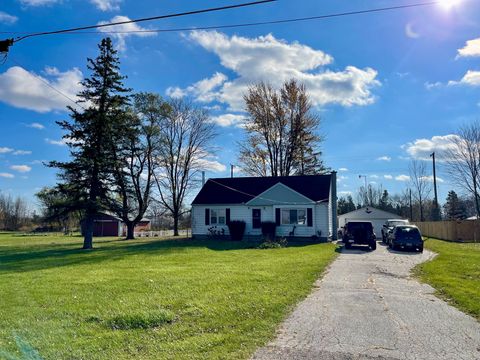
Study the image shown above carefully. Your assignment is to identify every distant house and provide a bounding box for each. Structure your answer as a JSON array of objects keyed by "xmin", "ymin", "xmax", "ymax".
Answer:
[
  {"xmin": 81, "ymin": 213, "xmax": 151, "ymax": 237},
  {"xmin": 191, "ymin": 173, "xmax": 338, "ymax": 241},
  {"xmin": 338, "ymin": 207, "xmax": 406, "ymax": 237}
]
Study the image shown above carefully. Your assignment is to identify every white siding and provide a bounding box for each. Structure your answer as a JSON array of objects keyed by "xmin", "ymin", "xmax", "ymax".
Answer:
[
  {"xmin": 192, "ymin": 205, "xmax": 274, "ymax": 237},
  {"xmin": 192, "ymin": 203, "xmax": 329, "ymax": 239}
]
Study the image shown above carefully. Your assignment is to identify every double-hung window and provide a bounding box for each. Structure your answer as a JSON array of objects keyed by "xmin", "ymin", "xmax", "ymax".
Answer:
[
  {"xmin": 210, "ymin": 209, "xmax": 226, "ymax": 225},
  {"xmin": 281, "ymin": 209, "xmax": 307, "ymax": 225}
]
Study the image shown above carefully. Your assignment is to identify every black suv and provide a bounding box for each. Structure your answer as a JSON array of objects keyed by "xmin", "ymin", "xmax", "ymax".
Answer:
[
  {"xmin": 342, "ymin": 221, "xmax": 376, "ymax": 250},
  {"xmin": 389, "ymin": 225, "xmax": 423, "ymax": 252}
]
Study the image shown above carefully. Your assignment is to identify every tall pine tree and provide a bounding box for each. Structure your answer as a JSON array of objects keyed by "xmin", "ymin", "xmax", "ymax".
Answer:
[{"xmin": 50, "ymin": 38, "xmax": 130, "ymax": 249}]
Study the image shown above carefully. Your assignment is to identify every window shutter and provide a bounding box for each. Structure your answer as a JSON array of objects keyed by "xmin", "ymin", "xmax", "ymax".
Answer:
[
  {"xmin": 205, "ymin": 209, "xmax": 210, "ymax": 225},
  {"xmin": 275, "ymin": 208, "xmax": 281, "ymax": 226},
  {"xmin": 307, "ymin": 208, "xmax": 313, "ymax": 227},
  {"xmin": 226, "ymin": 208, "xmax": 230, "ymax": 225}
]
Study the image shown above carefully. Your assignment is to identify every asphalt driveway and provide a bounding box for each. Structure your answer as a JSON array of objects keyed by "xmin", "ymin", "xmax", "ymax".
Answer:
[{"xmin": 252, "ymin": 242, "xmax": 480, "ymax": 360}]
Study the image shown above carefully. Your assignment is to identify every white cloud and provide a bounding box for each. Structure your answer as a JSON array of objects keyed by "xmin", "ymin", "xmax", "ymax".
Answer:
[
  {"xmin": 457, "ymin": 37, "xmax": 480, "ymax": 58},
  {"xmin": 45, "ymin": 138, "xmax": 68, "ymax": 146},
  {"xmin": 26, "ymin": 122, "xmax": 45, "ymax": 129},
  {"xmin": 13, "ymin": 150, "xmax": 32, "ymax": 155},
  {"xmin": 338, "ymin": 191, "xmax": 352, "ymax": 196},
  {"xmin": 195, "ymin": 159, "xmax": 226, "ymax": 173},
  {"xmin": 395, "ymin": 175, "xmax": 410, "ymax": 182},
  {"xmin": 0, "ymin": 173, "xmax": 14, "ymax": 179},
  {"xmin": 384, "ymin": 175, "xmax": 393, "ymax": 180},
  {"xmin": 448, "ymin": 70, "xmax": 480, "ymax": 87},
  {"xmin": 90, "ymin": 0, "xmax": 121, "ymax": 11},
  {"xmin": 173, "ymin": 31, "xmax": 380, "ymax": 111},
  {"xmin": 0, "ymin": 11, "xmax": 18, "ymax": 24},
  {"xmin": 425, "ymin": 81, "xmax": 443, "ymax": 90},
  {"xmin": 0, "ymin": 147, "xmax": 13, "ymax": 154},
  {"xmin": 338, "ymin": 167, "xmax": 348, "ymax": 172},
  {"xmin": 10, "ymin": 165, "xmax": 31, "ymax": 173},
  {"xmin": 376, "ymin": 156, "xmax": 391, "ymax": 161},
  {"xmin": 167, "ymin": 72, "xmax": 227, "ymax": 102},
  {"xmin": 420, "ymin": 175, "xmax": 444, "ymax": 183},
  {"xmin": 403, "ymin": 134, "xmax": 459, "ymax": 160},
  {"xmin": 337, "ymin": 175, "xmax": 348, "ymax": 182},
  {"xmin": 405, "ymin": 23, "xmax": 420, "ymax": 39},
  {"xmin": 97, "ymin": 15, "xmax": 155, "ymax": 51},
  {"xmin": 19, "ymin": 0, "xmax": 59, "ymax": 6},
  {"xmin": 209, "ymin": 113, "xmax": 246, "ymax": 128},
  {"xmin": 370, "ymin": 174, "xmax": 379, "ymax": 179},
  {"xmin": 0, "ymin": 66, "xmax": 83, "ymax": 112}
]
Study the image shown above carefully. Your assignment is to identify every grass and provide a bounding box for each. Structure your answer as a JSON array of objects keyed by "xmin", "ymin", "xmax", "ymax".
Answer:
[
  {"xmin": 0, "ymin": 233, "xmax": 337, "ymax": 359},
  {"xmin": 414, "ymin": 238, "xmax": 480, "ymax": 321}
]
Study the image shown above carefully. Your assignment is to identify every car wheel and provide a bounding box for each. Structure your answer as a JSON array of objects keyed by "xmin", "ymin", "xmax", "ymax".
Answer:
[
  {"xmin": 345, "ymin": 242, "xmax": 352, "ymax": 249},
  {"xmin": 418, "ymin": 245, "xmax": 423, "ymax": 253},
  {"xmin": 370, "ymin": 241, "xmax": 377, "ymax": 251}
]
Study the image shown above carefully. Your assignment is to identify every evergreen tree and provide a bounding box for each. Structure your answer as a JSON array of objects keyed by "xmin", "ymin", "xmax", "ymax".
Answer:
[
  {"xmin": 443, "ymin": 190, "xmax": 467, "ymax": 220},
  {"xmin": 337, "ymin": 195, "xmax": 356, "ymax": 215},
  {"xmin": 50, "ymin": 38, "xmax": 130, "ymax": 249}
]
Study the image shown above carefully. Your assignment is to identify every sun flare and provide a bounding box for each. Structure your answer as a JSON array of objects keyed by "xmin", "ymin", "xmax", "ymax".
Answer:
[{"xmin": 439, "ymin": 0, "xmax": 462, "ymax": 10}]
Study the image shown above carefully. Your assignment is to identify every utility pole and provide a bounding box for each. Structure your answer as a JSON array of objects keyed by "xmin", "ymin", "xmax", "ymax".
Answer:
[
  {"xmin": 230, "ymin": 164, "xmax": 234, "ymax": 178},
  {"xmin": 409, "ymin": 188, "xmax": 413, "ymax": 221},
  {"xmin": 430, "ymin": 152, "xmax": 439, "ymax": 210},
  {"xmin": 358, "ymin": 174, "xmax": 367, "ymax": 189}
]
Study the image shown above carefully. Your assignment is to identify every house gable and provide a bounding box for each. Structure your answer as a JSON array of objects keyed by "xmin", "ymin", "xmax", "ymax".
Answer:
[{"xmin": 246, "ymin": 183, "xmax": 315, "ymax": 206}]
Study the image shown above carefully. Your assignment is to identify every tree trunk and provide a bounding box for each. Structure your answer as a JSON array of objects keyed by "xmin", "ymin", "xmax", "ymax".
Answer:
[
  {"xmin": 173, "ymin": 213, "xmax": 179, "ymax": 236},
  {"xmin": 126, "ymin": 221, "xmax": 135, "ymax": 240},
  {"xmin": 83, "ymin": 215, "xmax": 94, "ymax": 250},
  {"xmin": 473, "ymin": 177, "xmax": 480, "ymax": 217}
]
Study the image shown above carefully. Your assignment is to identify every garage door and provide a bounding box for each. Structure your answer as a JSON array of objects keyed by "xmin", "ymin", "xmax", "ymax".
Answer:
[{"xmin": 345, "ymin": 218, "xmax": 385, "ymax": 238}]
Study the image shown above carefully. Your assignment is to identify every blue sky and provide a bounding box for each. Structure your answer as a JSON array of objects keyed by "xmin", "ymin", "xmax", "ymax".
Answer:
[{"xmin": 0, "ymin": 0, "xmax": 480, "ymax": 208}]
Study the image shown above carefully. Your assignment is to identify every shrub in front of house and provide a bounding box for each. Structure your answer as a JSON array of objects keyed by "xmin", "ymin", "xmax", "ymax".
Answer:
[
  {"xmin": 258, "ymin": 237, "xmax": 288, "ymax": 249},
  {"xmin": 227, "ymin": 220, "xmax": 246, "ymax": 241},
  {"xmin": 261, "ymin": 221, "xmax": 276, "ymax": 241}
]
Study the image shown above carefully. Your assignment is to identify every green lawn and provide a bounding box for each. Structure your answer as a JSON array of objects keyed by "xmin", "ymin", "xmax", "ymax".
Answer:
[
  {"xmin": 0, "ymin": 233, "xmax": 337, "ymax": 360},
  {"xmin": 414, "ymin": 238, "xmax": 480, "ymax": 321}
]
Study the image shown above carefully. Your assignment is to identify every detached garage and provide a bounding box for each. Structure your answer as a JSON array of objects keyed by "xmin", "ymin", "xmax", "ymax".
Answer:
[{"xmin": 338, "ymin": 207, "xmax": 406, "ymax": 237}]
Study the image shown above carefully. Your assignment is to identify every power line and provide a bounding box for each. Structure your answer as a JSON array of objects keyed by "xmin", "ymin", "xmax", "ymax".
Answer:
[
  {"xmin": 1, "ymin": 1, "xmax": 439, "ymax": 38},
  {"xmin": 8, "ymin": 56, "xmax": 86, "ymax": 111},
  {"xmin": 12, "ymin": 0, "xmax": 276, "ymax": 43}
]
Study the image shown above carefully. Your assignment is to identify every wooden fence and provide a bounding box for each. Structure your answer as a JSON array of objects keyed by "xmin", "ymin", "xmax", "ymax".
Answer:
[{"xmin": 414, "ymin": 220, "xmax": 480, "ymax": 243}]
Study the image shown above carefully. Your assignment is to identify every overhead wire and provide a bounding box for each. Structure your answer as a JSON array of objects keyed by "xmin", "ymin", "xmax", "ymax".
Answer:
[
  {"xmin": 2, "ymin": 1, "xmax": 439, "ymax": 39},
  {"xmin": 8, "ymin": 56, "xmax": 86, "ymax": 111},
  {"xmin": 12, "ymin": 0, "xmax": 276, "ymax": 43}
]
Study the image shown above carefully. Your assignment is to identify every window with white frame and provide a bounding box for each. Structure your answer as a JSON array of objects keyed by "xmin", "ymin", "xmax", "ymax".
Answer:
[
  {"xmin": 281, "ymin": 209, "xmax": 307, "ymax": 225},
  {"xmin": 210, "ymin": 209, "xmax": 226, "ymax": 225}
]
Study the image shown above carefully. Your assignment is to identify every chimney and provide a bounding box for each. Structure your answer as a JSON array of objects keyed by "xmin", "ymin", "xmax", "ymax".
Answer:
[{"xmin": 202, "ymin": 171, "xmax": 205, "ymax": 187}]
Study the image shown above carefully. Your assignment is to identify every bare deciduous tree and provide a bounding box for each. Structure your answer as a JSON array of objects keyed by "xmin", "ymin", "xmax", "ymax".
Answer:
[
  {"xmin": 153, "ymin": 99, "xmax": 216, "ymax": 236},
  {"xmin": 444, "ymin": 122, "xmax": 480, "ymax": 217},
  {"xmin": 239, "ymin": 79, "xmax": 325, "ymax": 176},
  {"xmin": 109, "ymin": 93, "xmax": 164, "ymax": 239},
  {"xmin": 356, "ymin": 184, "xmax": 384, "ymax": 208},
  {"xmin": 409, "ymin": 160, "xmax": 432, "ymax": 221}
]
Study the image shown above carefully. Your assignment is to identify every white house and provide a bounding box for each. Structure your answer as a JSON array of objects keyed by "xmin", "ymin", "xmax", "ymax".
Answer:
[
  {"xmin": 191, "ymin": 173, "xmax": 337, "ymax": 241},
  {"xmin": 338, "ymin": 207, "xmax": 407, "ymax": 237}
]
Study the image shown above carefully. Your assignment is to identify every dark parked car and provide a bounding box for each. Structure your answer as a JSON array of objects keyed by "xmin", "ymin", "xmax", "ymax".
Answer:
[
  {"xmin": 342, "ymin": 221, "xmax": 376, "ymax": 250},
  {"xmin": 381, "ymin": 219, "xmax": 409, "ymax": 244},
  {"xmin": 389, "ymin": 225, "xmax": 423, "ymax": 252}
]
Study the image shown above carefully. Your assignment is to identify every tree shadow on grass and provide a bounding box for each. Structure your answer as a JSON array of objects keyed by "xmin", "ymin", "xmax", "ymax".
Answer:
[{"xmin": 0, "ymin": 238, "xmax": 257, "ymax": 274}]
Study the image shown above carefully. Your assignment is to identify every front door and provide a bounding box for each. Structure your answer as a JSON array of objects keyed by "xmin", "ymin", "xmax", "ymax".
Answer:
[{"xmin": 252, "ymin": 209, "xmax": 261, "ymax": 229}]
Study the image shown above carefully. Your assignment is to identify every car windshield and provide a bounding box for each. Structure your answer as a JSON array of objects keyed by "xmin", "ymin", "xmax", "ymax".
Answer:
[
  {"xmin": 388, "ymin": 220, "xmax": 408, "ymax": 226},
  {"xmin": 348, "ymin": 223, "xmax": 372, "ymax": 230},
  {"xmin": 396, "ymin": 227, "xmax": 421, "ymax": 238}
]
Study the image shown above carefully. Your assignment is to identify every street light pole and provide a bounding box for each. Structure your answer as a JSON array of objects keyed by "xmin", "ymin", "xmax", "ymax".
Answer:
[
  {"xmin": 358, "ymin": 174, "xmax": 367, "ymax": 189},
  {"xmin": 430, "ymin": 152, "xmax": 439, "ymax": 210}
]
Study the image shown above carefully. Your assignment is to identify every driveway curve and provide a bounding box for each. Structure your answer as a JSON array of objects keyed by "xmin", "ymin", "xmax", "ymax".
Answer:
[{"xmin": 252, "ymin": 242, "xmax": 480, "ymax": 360}]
